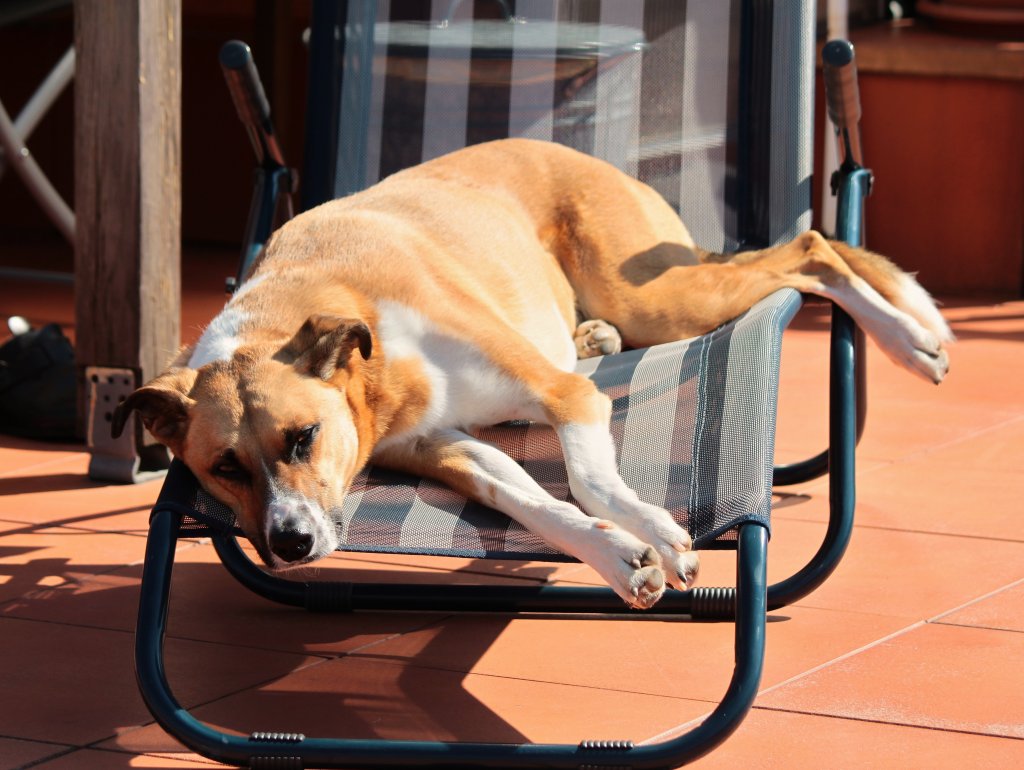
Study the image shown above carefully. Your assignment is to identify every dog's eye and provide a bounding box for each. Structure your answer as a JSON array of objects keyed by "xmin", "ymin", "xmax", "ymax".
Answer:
[
  {"xmin": 212, "ymin": 452, "xmax": 249, "ymax": 483},
  {"xmin": 289, "ymin": 423, "xmax": 320, "ymax": 462}
]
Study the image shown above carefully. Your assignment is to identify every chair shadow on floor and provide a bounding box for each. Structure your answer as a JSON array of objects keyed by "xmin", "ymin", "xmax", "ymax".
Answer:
[{"xmin": 1, "ymin": 549, "xmax": 563, "ymax": 751}]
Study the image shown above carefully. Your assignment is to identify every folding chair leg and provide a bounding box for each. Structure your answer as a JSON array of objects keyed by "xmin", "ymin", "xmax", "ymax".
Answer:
[
  {"xmin": 768, "ymin": 303, "xmax": 858, "ymax": 609},
  {"xmin": 767, "ymin": 165, "xmax": 873, "ymax": 609},
  {"xmin": 136, "ymin": 510, "xmax": 768, "ymax": 769}
]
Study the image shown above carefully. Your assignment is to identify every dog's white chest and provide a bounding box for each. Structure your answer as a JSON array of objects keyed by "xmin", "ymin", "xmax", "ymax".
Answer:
[{"xmin": 373, "ymin": 301, "xmax": 539, "ymax": 449}]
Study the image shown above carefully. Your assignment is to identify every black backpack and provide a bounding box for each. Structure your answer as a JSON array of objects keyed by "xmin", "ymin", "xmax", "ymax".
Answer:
[{"xmin": 0, "ymin": 321, "xmax": 78, "ymax": 441}]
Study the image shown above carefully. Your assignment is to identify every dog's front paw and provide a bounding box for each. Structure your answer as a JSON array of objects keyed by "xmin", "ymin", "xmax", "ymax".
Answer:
[
  {"xmin": 587, "ymin": 525, "xmax": 667, "ymax": 609},
  {"xmin": 605, "ymin": 502, "xmax": 700, "ymax": 592},
  {"xmin": 658, "ymin": 531, "xmax": 700, "ymax": 592},
  {"xmin": 574, "ymin": 319, "xmax": 622, "ymax": 359},
  {"xmin": 639, "ymin": 520, "xmax": 699, "ymax": 592},
  {"xmin": 623, "ymin": 543, "xmax": 667, "ymax": 609}
]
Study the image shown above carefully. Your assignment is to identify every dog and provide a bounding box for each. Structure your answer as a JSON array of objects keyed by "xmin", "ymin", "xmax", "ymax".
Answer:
[{"xmin": 112, "ymin": 139, "xmax": 952, "ymax": 609}]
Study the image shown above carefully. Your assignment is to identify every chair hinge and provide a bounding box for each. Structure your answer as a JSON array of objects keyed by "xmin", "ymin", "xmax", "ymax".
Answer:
[
  {"xmin": 689, "ymin": 586, "xmax": 736, "ymax": 620},
  {"xmin": 578, "ymin": 738, "xmax": 634, "ymax": 769},
  {"xmin": 248, "ymin": 732, "xmax": 305, "ymax": 769}
]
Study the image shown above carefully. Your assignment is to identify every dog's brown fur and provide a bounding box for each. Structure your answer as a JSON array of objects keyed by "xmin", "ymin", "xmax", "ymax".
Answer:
[{"xmin": 114, "ymin": 139, "xmax": 951, "ymax": 608}]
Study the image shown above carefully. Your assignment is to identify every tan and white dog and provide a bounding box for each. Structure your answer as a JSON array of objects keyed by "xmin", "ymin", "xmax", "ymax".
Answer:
[{"xmin": 113, "ymin": 139, "xmax": 951, "ymax": 609}]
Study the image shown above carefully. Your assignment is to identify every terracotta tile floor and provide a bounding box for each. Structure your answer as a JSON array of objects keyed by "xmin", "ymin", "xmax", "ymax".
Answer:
[{"xmin": 1, "ymin": 242, "xmax": 1023, "ymax": 768}]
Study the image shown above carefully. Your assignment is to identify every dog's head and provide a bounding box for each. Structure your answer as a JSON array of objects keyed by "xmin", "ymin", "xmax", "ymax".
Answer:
[{"xmin": 113, "ymin": 315, "xmax": 373, "ymax": 569}]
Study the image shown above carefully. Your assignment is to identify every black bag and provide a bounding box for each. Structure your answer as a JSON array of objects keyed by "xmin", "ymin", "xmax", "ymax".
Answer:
[{"xmin": 0, "ymin": 322, "xmax": 78, "ymax": 441}]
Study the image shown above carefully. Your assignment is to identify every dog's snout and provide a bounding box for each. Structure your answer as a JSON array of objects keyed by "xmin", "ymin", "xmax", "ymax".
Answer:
[
  {"xmin": 267, "ymin": 496, "xmax": 320, "ymax": 564},
  {"xmin": 269, "ymin": 519, "xmax": 314, "ymax": 562}
]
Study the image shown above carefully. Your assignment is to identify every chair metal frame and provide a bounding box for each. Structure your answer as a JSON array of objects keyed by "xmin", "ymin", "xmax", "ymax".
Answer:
[{"xmin": 132, "ymin": 16, "xmax": 870, "ymax": 769}]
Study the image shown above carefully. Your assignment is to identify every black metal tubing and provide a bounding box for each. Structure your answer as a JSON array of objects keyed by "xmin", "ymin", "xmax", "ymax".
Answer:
[
  {"xmin": 771, "ymin": 308, "xmax": 867, "ymax": 487},
  {"xmin": 765, "ymin": 38, "xmax": 871, "ymax": 605},
  {"xmin": 767, "ymin": 166, "xmax": 871, "ymax": 608},
  {"xmin": 772, "ymin": 40, "xmax": 870, "ymax": 488},
  {"xmin": 236, "ymin": 164, "xmax": 294, "ymax": 283},
  {"xmin": 211, "ymin": 528, "xmax": 745, "ymax": 617},
  {"xmin": 137, "ymin": 509, "xmax": 767, "ymax": 769},
  {"xmin": 219, "ymin": 40, "xmax": 296, "ymax": 285}
]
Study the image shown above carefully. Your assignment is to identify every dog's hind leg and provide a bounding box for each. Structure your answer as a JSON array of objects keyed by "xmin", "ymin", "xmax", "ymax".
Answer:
[
  {"xmin": 588, "ymin": 232, "xmax": 950, "ymax": 383},
  {"xmin": 825, "ymin": 239, "xmax": 953, "ymax": 345},
  {"xmin": 374, "ymin": 429, "xmax": 670, "ymax": 609},
  {"xmin": 733, "ymin": 232, "xmax": 951, "ymax": 383}
]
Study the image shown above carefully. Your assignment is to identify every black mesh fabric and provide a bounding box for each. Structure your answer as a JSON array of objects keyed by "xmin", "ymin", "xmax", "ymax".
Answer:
[{"xmin": 168, "ymin": 289, "xmax": 801, "ymax": 560}]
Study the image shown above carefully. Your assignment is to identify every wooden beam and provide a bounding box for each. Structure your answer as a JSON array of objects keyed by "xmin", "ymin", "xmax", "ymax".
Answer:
[{"xmin": 74, "ymin": 0, "xmax": 181, "ymax": 480}]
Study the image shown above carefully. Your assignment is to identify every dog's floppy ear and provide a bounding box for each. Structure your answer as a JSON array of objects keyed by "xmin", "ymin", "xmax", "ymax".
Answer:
[
  {"xmin": 285, "ymin": 314, "xmax": 372, "ymax": 381},
  {"xmin": 111, "ymin": 368, "xmax": 197, "ymax": 447}
]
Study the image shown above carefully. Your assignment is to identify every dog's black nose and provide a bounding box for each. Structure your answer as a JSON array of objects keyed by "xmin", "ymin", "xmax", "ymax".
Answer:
[{"xmin": 269, "ymin": 525, "xmax": 314, "ymax": 562}]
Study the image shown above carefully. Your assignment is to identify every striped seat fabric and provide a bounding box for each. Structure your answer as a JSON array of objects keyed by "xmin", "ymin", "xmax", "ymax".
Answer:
[{"xmin": 182, "ymin": 289, "xmax": 801, "ymax": 559}]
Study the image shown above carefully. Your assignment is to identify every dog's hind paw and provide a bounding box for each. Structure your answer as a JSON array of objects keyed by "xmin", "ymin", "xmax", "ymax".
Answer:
[
  {"xmin": 873, "ymin": 315, "xmax": 951, "ymax": 384},
  {"xmin": 574, "ymin": 319, "xmax": 623, "ymax": 359}
]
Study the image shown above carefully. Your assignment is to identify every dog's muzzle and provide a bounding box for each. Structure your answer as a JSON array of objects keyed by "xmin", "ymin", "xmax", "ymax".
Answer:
[
  {"xmin": 266, "ymin": 496, "xmax": 321, "ymax": 564},
  {"xmin": 269, "ymin": 519, "xmax": 314, "ymax": 562}
]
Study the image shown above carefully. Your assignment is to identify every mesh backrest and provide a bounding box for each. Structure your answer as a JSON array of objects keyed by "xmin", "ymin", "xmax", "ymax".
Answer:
[{"xmin": 308, "ymin": 0, "xmax": 814, "ymax": 253}]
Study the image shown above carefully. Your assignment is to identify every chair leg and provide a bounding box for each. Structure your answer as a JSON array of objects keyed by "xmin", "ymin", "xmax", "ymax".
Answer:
[
  {"xmin": 767, "ymin": 303, "xmax": 858, "ymax": 609},
  {"xmin": 135, "ymin": 508, "xmax": 255, "ymax": 762},
  {"xmin": 139, "ymin": 512, "xmax": 769, "ymax": 769},
  {"xmin": 767, "ymin": 166, "xmax": 872, "ymax": 609}
]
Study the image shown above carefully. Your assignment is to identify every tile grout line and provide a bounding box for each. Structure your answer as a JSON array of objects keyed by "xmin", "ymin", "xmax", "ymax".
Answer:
[
  {"xmin": 0, "ymin": 538, "xmax": 209, "ymax": 612},
  {"xmin": 642, "ymin": 578, "xmax": 1024, "ymax": 746},
  {"xmin": 0, "ymin": 451, "xmax": 87, "ymax": 480},
  {"xmin": 782, "ymin": 410, "xmax": 1024, "ymax": 496},
  {"xmin": 927, "ymin": 576, "xmax": 1024, "ymax": 624},
  {"xmin": 0, "ymin": 505, "xmax": 156, "ymax": 535},
  {"xmin": 933, "ymin": 619, "xmax": 1024, "ymax": 635},
  {"xmin": 81, "ymin": 656, "xmax": 346, "ymax": 755},
  {"xmin": 768, "ymin": 515, "xmax": 1024, "ymax": 545},
  {"xmin": 336, "ymin": 645, "xmax": 721, "ymax": 706},
  {"xmin": 639, "ymin": 619, "xmax": 927, "ymax": 746},
  {"xmin": 16, "ymin": 746, "xmax": 81, "ymax": 770},
  {"xmin": 337, "ymin": 614, "xmax": 460, "ymax": 657},
  {"xmin": 748, "ymin": 704, "xmax": 1024, "ymax": 742}
]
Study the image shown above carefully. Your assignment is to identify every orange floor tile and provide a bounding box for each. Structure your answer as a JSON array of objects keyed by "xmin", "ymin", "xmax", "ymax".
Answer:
[{"xmin": 1, "ymin": 243, "xmax": 1022, "ymax": 768}]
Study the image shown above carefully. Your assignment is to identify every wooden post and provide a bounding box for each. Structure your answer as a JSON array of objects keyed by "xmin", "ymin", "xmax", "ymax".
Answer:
[{"xmin": 74, "ymin": 0, "xmax": 181, "ymax": 482}]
